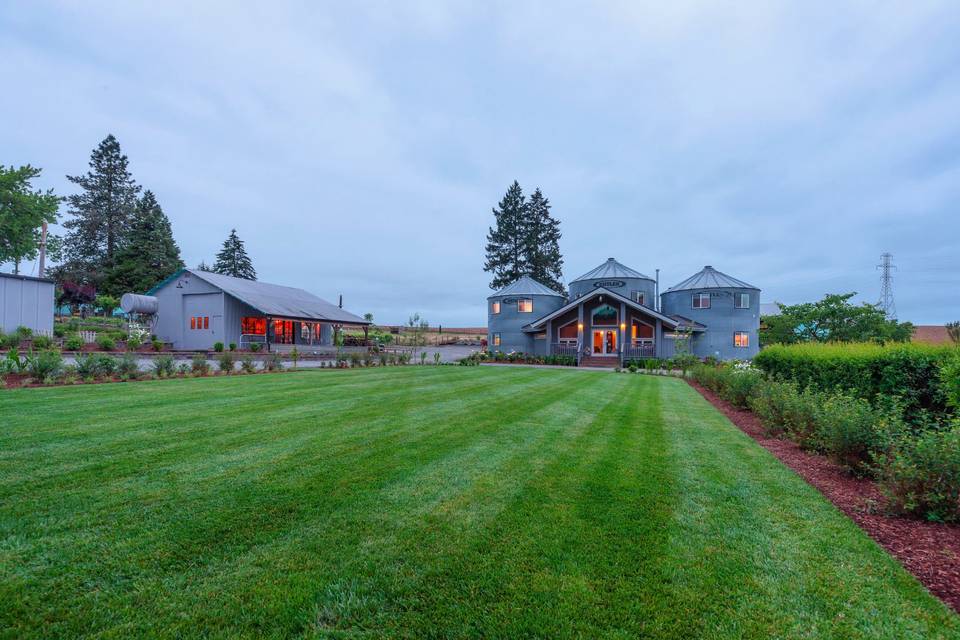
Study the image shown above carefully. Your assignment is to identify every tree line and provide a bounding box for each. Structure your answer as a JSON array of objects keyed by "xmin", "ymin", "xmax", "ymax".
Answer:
[
  {"xmin": 484, "ymin": 180, "xmax": 564, "ymax": 293},
  {"xmin": 1, "ymin": 134, "xmax": 258, "ymax": 309}
]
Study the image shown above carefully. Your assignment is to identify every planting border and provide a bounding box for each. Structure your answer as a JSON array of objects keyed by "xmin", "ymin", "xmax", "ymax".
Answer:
[{"xmin": 688, "ymin": 379, "xmax": 960, "ymax": 614}]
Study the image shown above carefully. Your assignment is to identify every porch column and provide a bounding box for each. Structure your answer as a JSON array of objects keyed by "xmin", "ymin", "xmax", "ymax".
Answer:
[
  {"xmin": 577, "ymin": 302, "xmax": 584, "ymax": 362},
  {"xmin": 655, "ymin": 319, "xmax": 663, "ymax": 358},
  {"xmin": 619, "ymin": 302, "xmax": 626, "ymax": 364},
  {"xmin": 546, "ymin": 319, "xmax": 552, "ymax": 355}
]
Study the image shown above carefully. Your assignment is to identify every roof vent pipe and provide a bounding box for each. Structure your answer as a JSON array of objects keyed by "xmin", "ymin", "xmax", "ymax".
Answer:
[
  {"xmin": 655, "ymin": 269, "xmax": 660, "ymax": 312},
  {"xmin": 338, "ymin": 294, "xmax": 343, "ymax": 309}
]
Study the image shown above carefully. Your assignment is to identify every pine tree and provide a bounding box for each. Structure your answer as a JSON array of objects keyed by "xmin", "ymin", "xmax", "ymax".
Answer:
[
  {"xmin": 196, "ymin": 260, "xmax": 211, "ymax": 272},
  {"xmin": 524, "ymin": 188, "xmax": 565, "ymax": 294},
  {"xmin": 62, "ymin": 134, "xmax": 140, "ymax": 290},
  {"xmin": 213, "ymin": 229, "xmax": 256, "ymax": 280},
  {"xmin": 483, "ymin": 181, "xmax": 528, "ymax": 290},
  {"xmin": 103, "ymin": 190, "xmax": 184, "ymax": 294}
]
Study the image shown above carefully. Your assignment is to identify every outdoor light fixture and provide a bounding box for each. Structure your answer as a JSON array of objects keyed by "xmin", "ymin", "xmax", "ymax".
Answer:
[
  {"xmin": 620, "ymin": 323, "xmax": 626, "ymax": 331},
  {"xmin": 577, "ymin": 323, "xmax": 584, "ymax": 330}
]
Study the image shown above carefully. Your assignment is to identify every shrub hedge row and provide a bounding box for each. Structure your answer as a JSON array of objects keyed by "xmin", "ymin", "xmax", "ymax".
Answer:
[
  {"xmin": 692, "ymin": 362, "xmax": 960, "ymax": 522},
  {"xmin": 753, "ymin": 343, "xmax": 959, "ymax": 425}
]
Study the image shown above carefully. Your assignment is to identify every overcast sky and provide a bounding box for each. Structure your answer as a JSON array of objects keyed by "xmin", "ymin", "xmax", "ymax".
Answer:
[{"xmin": 2, "ymin": 2, "xmax": 958, "ymax": 325}]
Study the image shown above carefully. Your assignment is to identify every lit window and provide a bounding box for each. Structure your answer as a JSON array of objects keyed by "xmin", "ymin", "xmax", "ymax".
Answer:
[
  {"xmin": 735, "ymin": 293, "xmax": 750, "ymax": 309},
  {"xmin": 241, "ymin": 317, "xmax": 266, "ymax": 335},
  {"xmin": 492, "ymin": 301, "xmax": 501, "ymax": 314},
  {"xmin": 518, "ymin": 299, "xmax": 533, "ymax": 313},
  {"xmin": 734, "ymin": 332, "xmax": 750, "ymax": 347},
  {"xmin": 190, "ymin": 317, "xmax": 196, "ymax": 330},
  {"xmin": 558, "ymin": 322, "xmax": 578, "ymax": 343},
  {"xmin": 493, "ymin": 333, "xmax": 501, "ymax": 346},
  {"xmin": 693, "ymin": 293, "xmax": 711, "ymax": 309},
  {"xmin": 203, "ymin": 317, "xmax": 209, "ymax": 329}
]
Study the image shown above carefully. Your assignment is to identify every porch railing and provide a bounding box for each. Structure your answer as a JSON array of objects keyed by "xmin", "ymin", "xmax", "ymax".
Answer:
[
  {"xmin": 623, "ymin": 343, "xmax": 656, "ymax": 361},
  {"xmin": 549, "ymin": 342, "xmax": 579, "ymax": 358}
]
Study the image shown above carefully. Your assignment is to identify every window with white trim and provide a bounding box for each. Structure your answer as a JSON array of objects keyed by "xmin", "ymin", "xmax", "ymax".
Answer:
[
  {"xmin": 734, "ymin": 293, "xmax": 750, "ymax": 309},
  {"xmin": 633, "ymin": 291, "xmax": 645, "ymax": 306},
  {"xmin": 734, "ymin": 332, "xmax": 750, "ymax": 348},
  {"xmin": 492, "ymin": 333, "xmax": 501, "ymax": 346},
  {"xmin": 517, "ymin": 299, "xmax": 533, "ymax": 313},
  {"xmin": 491, "ymin": 301, "xmax": 501, "ymax": 314},
  {"xmin": 692, "ymin": 293, "xmax": 711, "ymax": 309}
]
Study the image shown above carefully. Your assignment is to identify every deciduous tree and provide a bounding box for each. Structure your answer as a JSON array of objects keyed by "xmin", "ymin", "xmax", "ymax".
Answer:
[
  {"xmin": 761, "ymin": 293, "xmax": 913, "ymax": 345},
  {"xmin": 0, "ymin": 165, "xmax": 61, "ymax": 274}
]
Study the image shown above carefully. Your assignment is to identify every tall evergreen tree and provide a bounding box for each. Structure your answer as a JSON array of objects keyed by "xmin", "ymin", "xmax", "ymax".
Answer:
[
  {"xmin": 524, "ymin": 188, "xmax": 564, "ymax": 294},
  {"xmin": 103, "ymin": 190, "xmax": 184, "ymax": 294},
  {"xmin": 62, "ymin": 134, "xmax": 140, "ymax": 290},
  {"xmin": 196, "ymin": 260, "xmax": 211, "ymax": 272},
  {"xmin": 483, "ymin": 181, "xmax": 528, "ymax": 290},
  {"xmin": 213, "ymin": 229, "xmax": 256, "ymax": 280}
]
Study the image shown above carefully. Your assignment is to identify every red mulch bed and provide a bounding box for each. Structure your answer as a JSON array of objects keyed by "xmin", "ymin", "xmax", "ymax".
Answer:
[{"xmin": 688, "ymin": 380, "xmax": 960, "ymax": 613}]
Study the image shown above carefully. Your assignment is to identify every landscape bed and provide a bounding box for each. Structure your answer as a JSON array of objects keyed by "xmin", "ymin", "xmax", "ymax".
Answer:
[{"xmin": 2, "ymin": 367, "xmax": 959, "ymax": 638}]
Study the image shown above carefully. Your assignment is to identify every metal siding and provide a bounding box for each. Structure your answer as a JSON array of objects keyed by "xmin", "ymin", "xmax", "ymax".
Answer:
[
  {"xmin": 660, "ymin": 287, "xmax": 760, "ymax": 360},
  {"xmin": 152, "ymin": 273, "xmax": 221, "ymax": 348},
  {"xmin": 487, "ymin": 292, "xmax": 564, "ymax": 353},
  {"xmin": 182, "ymin": 293, "xmax": 225, "ymax": 349},
  {"xmin": 0, "ymin": 276, "xmax": 54, "ymax": 334}
]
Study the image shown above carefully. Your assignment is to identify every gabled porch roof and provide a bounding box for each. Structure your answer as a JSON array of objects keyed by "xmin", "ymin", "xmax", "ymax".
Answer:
[{"xmin": 523, "ymin": 287, "xmax": 685, "ymax": 332}]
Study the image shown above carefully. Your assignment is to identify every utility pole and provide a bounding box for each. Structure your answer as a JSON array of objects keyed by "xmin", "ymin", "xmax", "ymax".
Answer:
[
  {"xmin": 877, "ymin": 252, "xmax": 897, "ymax": 320},
  {"xmin": 38, "ymin": 221, "xmax": 48, "ymax": 278}
]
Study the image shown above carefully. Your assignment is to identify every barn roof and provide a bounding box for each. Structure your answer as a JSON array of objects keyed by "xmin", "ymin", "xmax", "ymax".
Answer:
[
  {"xmin": 571, "ymin": 258, "xmax": 653, "ymax": 283},
  {"xmin": 151, "ymin": 268, "xmax": 369, "ymax": 324},
  {"xmin": 488, "ymin": 275, "xmax": 565, "ymax": 298},
  {"xmin": 665, "ymin": 265, "xmax": 759, "ymax": 293}
]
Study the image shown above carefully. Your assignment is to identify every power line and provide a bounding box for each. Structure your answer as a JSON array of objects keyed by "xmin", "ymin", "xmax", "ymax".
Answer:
[{"xmin": 877, "ymin": 252, "xmax": 897, "ymax": 319}]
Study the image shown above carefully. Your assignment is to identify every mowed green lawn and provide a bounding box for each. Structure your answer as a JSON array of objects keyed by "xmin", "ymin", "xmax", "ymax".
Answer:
[{"xmin": 1, "ymin": 368, "xmax": 958, "ymax": 639}]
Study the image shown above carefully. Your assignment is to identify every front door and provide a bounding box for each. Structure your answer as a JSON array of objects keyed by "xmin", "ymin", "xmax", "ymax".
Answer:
[{"xmin": 592, "ymin": 329, "xmax": 617, "ymax": 355}]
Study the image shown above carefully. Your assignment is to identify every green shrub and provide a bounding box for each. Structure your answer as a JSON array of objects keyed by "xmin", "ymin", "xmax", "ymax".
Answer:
[
  {"xmin": 240, "ymin": 355, "xmax": 257, "ymax": 373},
  {"xmin": 876, "ymin": 423, "xmax": 960, "ymax": 522},
  {"xmin": 754, "ymin": 342, "xmax": 957, "ymax": 425},
  {"xmin": 812, "ymin": 392, "xmax": 901, "ymax": 474},
  {"xmin": 250, "ymin": 342, "xmax": 261, "ymax": 352},
  {"xmin": 27, "ymin": 350, "xmax": 64, "ymax": 383},
  {"xmin": 53, "ymin": 324, "xmax": 67, "ymax": 338},
  {"xmin": 74, "ymin": 354, "xmax": 98, "ymax": 379},
  {"xmin": 151, "ymin": 338, "xmax": 163, "ymax": 352},
  {"xmin": 264, "ymin": 352, "xmax": 284, "ymax": 371},
  {"xmin": 117, "ymin": 353, "xmax": 139, "ymax": 379},
  {"xmin": 229, "ymin": 342, "xmax": 237, "ymax": 352},
  {"xmin": 213, "ymin": 342, "xmax": 224, "ymax": 353},
  {"xmin": 191, "ymin": 355, "xmax": 211, "ymax": 375},
  {"xmin": 217, "ymin": 352, "xmax": 235, "ymax": 373},
  {"xmin": 153, "ymin": 355, "xmax": 176, "ymax": 378},
  {"xmin": 93, "ymin": 354, "xmax": 117, "ymax": 377},
  {"xmin": 31, "ymin": 335, "xmax": 54, "ymax": 350},
  {"xmin": 126, "ymin": 334, "xmax": 142, "ymax": 350},
  {"xmin": 64, "ymin": 334, "xmax": 84, "ymax": 351},
  {"xmin": 748, "ymin": 380, "xmax": 818, "ymax": 442},
  {"xmin": 16, "ymin": 325, "xmax": 33, "ymax": 340},
  {"xmin": 942, "ymin": 354, "xmax": 960, "ymax": 412},
  {"xmin": 96, "ymin": 335, "xmax": 116, "ymax": 351}
]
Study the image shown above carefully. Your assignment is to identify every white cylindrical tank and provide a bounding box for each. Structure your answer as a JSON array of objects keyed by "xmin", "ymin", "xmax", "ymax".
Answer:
[{"xmin": 120, "ymin": 293, "xmax": 159, "ymax": 314}]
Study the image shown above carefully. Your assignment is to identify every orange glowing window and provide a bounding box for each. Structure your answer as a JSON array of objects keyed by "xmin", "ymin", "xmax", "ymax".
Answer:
[
  {"xmin": 203, "ymin": 317, "xmax": 209, "ymax": 329},
  {"xmin": 190, "ymin": 317, "xmax": 196, "ymax": 330},
  {"xmin": 493, "ymin": 333, "xmax": 501, "ymax": 346},
  {"xmin": 491, "ymin": 301, "xmax": 501, "ymax": 314},
  {"xmin": 734, "ymin": 332, "xmax": 750, "ymax": 348},
  {"xmin": 241, "ymin": 317, "xmax": 266, "ymax": 335},
  {"xmin": 517, "ymin": 299, "xmax": 533, "ymax": 313}
]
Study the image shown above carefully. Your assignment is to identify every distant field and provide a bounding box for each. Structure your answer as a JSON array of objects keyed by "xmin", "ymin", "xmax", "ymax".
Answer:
[{"xmin": 1, "ymin": 368, "xmax": 957, "ymax": 638}]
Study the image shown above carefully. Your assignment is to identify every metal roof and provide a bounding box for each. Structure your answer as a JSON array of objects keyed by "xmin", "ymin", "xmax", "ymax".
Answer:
[
  {"xmin": 665, "ymin": 265, "xmax": 759, "ymax": 292},
  {"xmin": 571, "ymin": 258, "xmax": 653, "ymax": 283},
  {"xmin": 488, "ymin": 275, "xmax": 565, "ymax": 299},
  {"xmin": 524, "ymin": 287, "xmax": 681, "ymax": 330},
  {"xmin": 156, "ymin": 268, "xmax": 369, "ymax": 324},
  {"xmin": 0, "ymin": 272, "xmax": 55, "ymax": 284},
  {"xmin": 760, "ymin": 302, "xmax": 782, "ymax": 316}
]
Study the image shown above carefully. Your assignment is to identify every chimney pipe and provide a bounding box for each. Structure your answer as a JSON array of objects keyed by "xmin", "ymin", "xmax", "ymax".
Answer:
[
  {"xmin": 338, "ymin": 294, "xmax": 343, "ymax": 309},
  {"xmin": 655, "ymin": 268, "xmax": 660, "ymax": 311}
]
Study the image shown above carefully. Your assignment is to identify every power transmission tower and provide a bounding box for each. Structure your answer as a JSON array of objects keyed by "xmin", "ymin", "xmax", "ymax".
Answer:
[{"xmin": 877, "ymin": 252, "xmax": 897, "ymax": 319}]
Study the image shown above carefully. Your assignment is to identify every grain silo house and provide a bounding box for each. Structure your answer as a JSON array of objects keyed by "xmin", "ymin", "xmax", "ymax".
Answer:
[
  {"xmin": 145, "ymin": 268, "xmax": 369, "ymax": 350},
  {"xmin": 487, "ymin": 259, "xmax": 760, "ymax": 365},
  {"xmin": 0, "ymin": 273, "xmax": 55, "ymax": 336}
]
